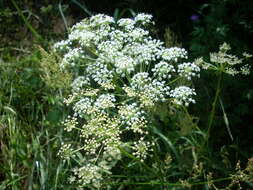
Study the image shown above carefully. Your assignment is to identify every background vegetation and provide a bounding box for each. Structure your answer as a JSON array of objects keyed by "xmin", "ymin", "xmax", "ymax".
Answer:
[{"xmin": 0, "ymin": 0, "xmax": 252, "ymax": 189}]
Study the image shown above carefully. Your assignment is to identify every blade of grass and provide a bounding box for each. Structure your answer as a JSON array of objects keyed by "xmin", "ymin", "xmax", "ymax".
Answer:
[
  {"xmin": 118, "ymin": 8, "xmax": 136, "ymax": 18},
  {"xmin": 58, "ymin": 1, "xmax": 69, "ymax": 32},
  {"xmin": 152, "ymin": 127, "xmax": 180, "ymax": 161},
  {"xmin": 113, "ymin": 8, "xmax": 120, "ymax": 21},
  {"xmin": 219, "ymin": 98, "xmax": 233, "ymax": 141},
  {"xmin": 70, "ymin": 0, "xmax": 92, "ymax": 16}
]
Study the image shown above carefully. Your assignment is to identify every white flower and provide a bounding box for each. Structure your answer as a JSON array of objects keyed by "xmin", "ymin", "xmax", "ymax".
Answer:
[
  {"xmin": 131, "ymin": 73, "xmax": 170, "ymax": 104},
  {"xmin": 62, "ymin": 116, "xmax": 77, "ymax": 132},
  {"xmin": 60, "ymin": 48, "xmax": 85, "ymax": 69},
  {"xmin": 147, "ymin": 79, "xmax": 170, "ymax": 102},
  {"xmin": 86, "ymin": 60, "xmax": 114, "ymax": 86},
  {"xmin": 53, "ymin": 39, "xmax": 71, "ymax": 51},
  {"xmin": 71, "ymin": 76, "xmax": 90, "ymax": 92},
  {"xmin": 208, "ymin": 43, "xmax": 250, "ymax": 76},
  {"xmin": 161, "ymin": 47, "xmax": 188, "ymax": 62},
  {"xmin": 131, "ymin": 72, "xmax": 151, "ymax": 89},
  {"xmin": 73, "ymin": 97, "xmax": 94, "ymax": 116},
  {"xmin": 152, "ymin": 61, "xmax": 175, "ymax": 80},
  {"xmin": 117, "ymin": 18, "xmax": 135, "ymax": 30},
  {"xmin": 90, "ymin": 14, "xmax": 114, "ymax": 26},
  {"xmin": 210, "ymin": 52, "xmax": 242, "ymax": 65},
  {"xmin": 57, "ymin": 143, "xmax": 74, "ymax": 160},
  {"xmin": 177, "ymin": 62, "xmax": 200, "ymax": 80},
  {"xmin": 134, "ymin": 13, "xmax": 153, "ymax": 25},
  {"xmin": 240, "ymin": 64, "xmax": 251, "ymax": 75},
  {"xmin": 114, "ymin": 55, "xmax": 136, "ymax": 76},
  {"xmin": 119, "ymin": 103, "xmax": 145, "ymax": 126},
  {"xmin": 219, "ymin": 42, "xmax": 231, "ymax": 52},
  {"xmin": 242, "ymin": 52, "xmax": 252, "ymax": 58},
  {"xmin": 73, "ymin": 163, "xmax": 102, "ymax": 187},
  {"xmin": 55, "ymin": 13, "xmax": 199, "ymax": 187},
  {"xmin": 69, "ymin": 30, "xmax": 95, "ymax": 47},
  {"xmin": 94, "ymin": 94, "xmax": 116, "ymax": 109},
  {"xmin": 128, "ymin": 28, "xmax": 149, "ymax": 41},
  {"xmin": 132, "ymin": 137, "xmax": 154, "ymax": 162},
  {"xmin": 170, "ymin": 86, "xmax": 196, "ymax": 106},
  {"xmin": 97, "ymin": 40, "xmax": 123, "ymax": 58}
]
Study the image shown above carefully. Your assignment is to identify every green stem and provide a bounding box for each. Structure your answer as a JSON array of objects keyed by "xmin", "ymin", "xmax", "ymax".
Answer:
[
  {"xmin": 11, "ymin": 0, "xmax": 42, "ymax": 41},
  {"xmin": 206, "ymin": 72, "xmax": 223, "ymax": 145}
]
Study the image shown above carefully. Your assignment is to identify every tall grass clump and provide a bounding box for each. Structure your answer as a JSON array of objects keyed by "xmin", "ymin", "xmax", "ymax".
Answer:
[
  {"xmin": 53, "ymin": 13, "xmax": 253, "ymax": 189},
  {"xmin": 0, "ymin": 49, "xmax": 73, "ymax": 189}
]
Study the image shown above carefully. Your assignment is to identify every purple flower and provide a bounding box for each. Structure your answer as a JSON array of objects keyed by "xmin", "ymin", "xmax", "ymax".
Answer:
[{"xmin": 190, "ymin": 14, "xmax": 199, "ymax": 21}]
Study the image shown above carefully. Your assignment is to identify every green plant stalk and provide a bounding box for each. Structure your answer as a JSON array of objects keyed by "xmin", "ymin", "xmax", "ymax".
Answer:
[
  {"xmin": 58, "ymin": 2, "xmax": 69, "ymax": 32},
  {"xmin": 11, "ymin": 0, "xmax": 42, "ymax": 41},
  {"xmin": 206, "ymin": 71, "xmax": 223, "ymax": 145},
  {"xmin": 71, "ymin": 0, "xmax": 92, "ymax": 16}
]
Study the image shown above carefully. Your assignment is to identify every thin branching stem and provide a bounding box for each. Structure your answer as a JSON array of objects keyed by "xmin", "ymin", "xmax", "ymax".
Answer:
[{"xmin": 206, "ymin": 71, "xmax": 223, "ymax": 146}]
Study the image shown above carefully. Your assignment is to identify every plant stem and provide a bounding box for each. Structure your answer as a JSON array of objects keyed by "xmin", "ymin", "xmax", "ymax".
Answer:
[
  {"xmin": 206, "ymin": 72, "xmax": 223, "ymax": 145},
  {"xmin": 11, "ymin": 0, "xmax": 42, "ymax": 41}
]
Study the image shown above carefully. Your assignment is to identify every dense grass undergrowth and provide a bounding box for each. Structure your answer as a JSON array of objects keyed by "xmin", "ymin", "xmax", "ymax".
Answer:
[{"xmin": 1, "ymin": 1, "xmax": 253, "ymax": 190}]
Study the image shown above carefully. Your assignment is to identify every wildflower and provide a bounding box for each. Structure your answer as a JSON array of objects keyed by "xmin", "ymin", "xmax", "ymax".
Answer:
[
  {"xmin": 134, "ymin": 13, "xmax": 153, "ymax": 25},
  {"xmin": 71, "ymin": 76, "xmax": 90, "ymax": 92},
  {"xmin": 161, "ymin": 47, "xmax": 188, "ymax": 62},
  {"xmin": 208, "ymin": 43, "xmax": 251, "ymax": 76},
  {"xmin": 57, "ymin": 143, "xmax": 74, "ymax": 160},
  {"xmin": 132, "ymin": 137, "xmax": 154, "ymax": 162},
  {"xmin": 190, "ymin": 14, "xmax": 200, "ymax": 22},
  {"xmin": 94, "ymin": 94, "xmax": 116, "ymax": 109},
  {"xmin": 242, "ymin": 52, "xmax": 252, "ymax": 59},
  {"xmin": 152, "ymin": 61, "xmax": 175, "ymax": 80},
  {"xmin": 170, "ymin": 86, "xmax": 196, "ymax": 106},
  {"xmin": 54, "ymin": 13, "xmax": 199, "ymax": 187},
  {"xmin": 177, "ymin": 62, "xmax": 200, "ymax": 80}
]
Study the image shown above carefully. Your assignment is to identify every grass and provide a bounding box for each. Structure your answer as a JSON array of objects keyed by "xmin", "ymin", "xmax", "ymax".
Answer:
[{"xmin": 0, "ymin": 48, "xmax": 74, "ymax": 190}]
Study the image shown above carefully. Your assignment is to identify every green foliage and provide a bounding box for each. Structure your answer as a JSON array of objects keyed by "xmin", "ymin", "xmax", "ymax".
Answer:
[
  {"xmin": 0, "ymin": 48, "xmax": 72, "ymax": 189},
  {"xmin": 189, "ymin": 0, "xmax": 253, "ymax": 57},
  {"xmin": 39, "ymin": 46, "xmax": 72, "ymax": 90}
]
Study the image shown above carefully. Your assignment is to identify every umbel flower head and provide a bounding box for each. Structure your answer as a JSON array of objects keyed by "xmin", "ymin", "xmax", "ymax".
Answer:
[
  {"xmin": 54, "ymin": 13, "xmax": 200, "ymax": 188},
  {"xmin": 196, "ymin": 42, "xmax": 252, "ymax": 76}
]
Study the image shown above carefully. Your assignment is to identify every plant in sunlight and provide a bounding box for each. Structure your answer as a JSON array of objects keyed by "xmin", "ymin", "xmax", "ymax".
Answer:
[{"xmin": 54, "ymin": 13, "xmax": 200, "ymax": 188}]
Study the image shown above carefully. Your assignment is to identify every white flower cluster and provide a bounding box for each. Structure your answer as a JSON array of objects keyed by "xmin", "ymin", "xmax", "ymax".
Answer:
[
  {"xmin": 134, "ymin": 13, "xmax": 153, "ymax": 25},
  {"xmin": 86, "ymin": 60, "xmax": 114, "ymax": 87},
  {"xmin": 71, "ymin": 76, "xmax": 90, "ymax": 92},
  {"xmin": 61, "ymin": 48, "xmax": 85, "ymax": 69},
  {"xmin": 114, "ymin": 55, "xmax": 136, "ymax": 76},
  {"xmin": 170, "ymin": 86, "xmax": 196, "ymax": 106},
  {"xmin": 53, "ymin": 39, "xmax": 72, "ymax": 51},
  {"xmin": 152, "ymin": 61, "xmax": 175, "ymax": 80},
  {"xmin": 72, "ymin": 164, "xmax": 102, "ymax": 188},
  {"xmin": 177, "ymin": 62, "xmax": 200, "ymax": 80},
  {"xmin": 130, "ymin": 72, "xmax": 171, "ymax": 105},
  {"xmin": 161, "ymin": 47, "xmax": 188, "ymax": 62},
  {"xmin": 57, "ymin": 143, "xmax": 73, "ymax": 160},
  {"xmin": 132, "ymin": 137, "xmax": 155, "ymax": 162},
  {"xmin": 62, "ymin": 116, "xmax": 77, "ymax": 132},
  {"xmin": 200, "ymin": 43, "xmax": 252, "ymax": 76},
  {"xmin": 55, "ymin": 13, "xmax": 199, "ymax": 188},
  {"xmin": 118, "ymin": 103, "xmax": 148, "ymax": 134},
  {"xmin": 94, "ymin": 94, "xmax": 116, "ymax": 110},
  {"xmin": 80, "ymin": 113, "xmax": 122, "ymax": 154},
  {"xmin": 73, "ymin": 97, "xmax": 94, "ymax": 117}
]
